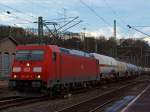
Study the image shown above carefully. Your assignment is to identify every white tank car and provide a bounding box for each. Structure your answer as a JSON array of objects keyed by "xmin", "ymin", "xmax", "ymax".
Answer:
[
  {"xmin": 116, "ymin": 61, "xmax": 127, "ymax": 78},
  {"xmin": 127, "ymin": 64, "xmax": 137, "ymax": 76},
  {"xmin": 144, "ymin": 67, "xmax": 150, "ymax": 74},
  {"xmin": 91, "ymin": 53, "xmax": 117, "ymax": 79},
  {"xmin": 137, "ymin": 66, "xmax": 143, "ymax": 75}
]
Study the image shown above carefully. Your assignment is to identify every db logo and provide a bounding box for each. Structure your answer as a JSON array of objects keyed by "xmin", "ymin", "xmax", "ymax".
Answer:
[{"xmin": 24, "ymin": 67, "xmax": 30, "ymax": 72}]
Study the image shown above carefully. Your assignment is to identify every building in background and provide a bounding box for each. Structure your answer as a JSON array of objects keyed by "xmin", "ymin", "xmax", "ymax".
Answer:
[{"xmin": 0, "ymin": 37, "xmax": 18, "ymax": 78}]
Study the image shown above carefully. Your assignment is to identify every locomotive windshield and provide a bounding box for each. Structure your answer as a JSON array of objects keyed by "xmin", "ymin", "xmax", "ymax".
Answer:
[{"xmin": 16, "ymin": 50, "xmax": 44, "ymax": 61}]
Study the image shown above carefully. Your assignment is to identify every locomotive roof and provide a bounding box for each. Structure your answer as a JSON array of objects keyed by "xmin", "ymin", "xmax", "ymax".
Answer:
[
  {"xmin": 60, "ymin": 47, "xmax": 92, "ymax": 58},
  {"xmin": 16, "ymin": 45, "xmax": 92, "ymax": 58}
]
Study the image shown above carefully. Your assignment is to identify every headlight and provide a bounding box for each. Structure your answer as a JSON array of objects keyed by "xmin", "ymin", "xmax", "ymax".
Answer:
[
  {"xmin": 13, "ymin": 75, "xmax": 17, "ymax": 79},
  {"xmin": 26, "ymin": 63, "xmax": 30, "ymax": 67},
  {"xmin": 13, "ymin": 67, "xmax": 21, "ymax": 72},
  {"xmin": 37, "ymin": 75, "xmax": 41, "ymax": 79},
  {"xmin": 33, "ymin": 67, "xmax": 42, "ymax": 72}
]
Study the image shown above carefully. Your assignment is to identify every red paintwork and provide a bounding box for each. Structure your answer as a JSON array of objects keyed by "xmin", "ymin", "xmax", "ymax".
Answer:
[
  {"xmin": 60, "ymin": 53, "xmax": 98, "ymax": 79},
  {"xmin": 11, "ymin": 45, "xmax": 99, "ymax": 88}
]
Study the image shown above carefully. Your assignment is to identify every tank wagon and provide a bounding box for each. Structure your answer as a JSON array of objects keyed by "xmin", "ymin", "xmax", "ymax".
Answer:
[
  {"xmin": 9, "ymin": 45, "xmax": 144, "ymax": 94},
  {"xmin": 143, "ymin": 68, "xmax": 150, "ymax": 75},
  {"xmin": 117, "ymin": 61, "xmax": 128, "ymax": 79},
  {"xmin": 90, "ymin": 53, "xmax": 117, "ymax": 81}
]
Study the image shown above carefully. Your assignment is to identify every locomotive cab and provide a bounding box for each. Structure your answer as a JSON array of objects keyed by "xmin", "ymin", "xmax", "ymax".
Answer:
[{"xmin": 9, "ymin": 45, "xmax": 52, "ymax": 90}]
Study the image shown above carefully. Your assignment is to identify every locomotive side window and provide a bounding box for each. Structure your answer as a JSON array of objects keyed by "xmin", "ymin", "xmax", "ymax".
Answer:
[
  {"xmin": 16, "ymin": 50, "xmax": 44, "ymax": 61},
  {"xmin": 52, "ymin": 52, "xmax": 57, "ymax": 62}
]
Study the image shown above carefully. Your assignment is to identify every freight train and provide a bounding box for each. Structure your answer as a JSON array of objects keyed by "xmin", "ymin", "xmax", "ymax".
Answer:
[{"xmin": 9, "ymin": 45, "xmax": 148, "ymax": 94}]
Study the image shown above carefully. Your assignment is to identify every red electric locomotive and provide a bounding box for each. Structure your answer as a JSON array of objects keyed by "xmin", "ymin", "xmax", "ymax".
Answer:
[{"xmin": 9, "ymin": 45, "xmax": 99, "ymax": 93}]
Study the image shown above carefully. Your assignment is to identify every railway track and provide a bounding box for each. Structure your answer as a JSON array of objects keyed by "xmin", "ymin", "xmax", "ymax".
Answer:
[
  {"xmin": 56, "ymin": 81, "xmax": 145, "ymax": 112},
  {"xmin": 0, "ymin": 95, "xmax": 50, "ymax": 110},
  {"xmin": 68, "ymin": 78, "xmax": 141, "ymax": 97},
  {"xmin": 0, "ymin": 79, "xmax": 147, "ymax": 111}
]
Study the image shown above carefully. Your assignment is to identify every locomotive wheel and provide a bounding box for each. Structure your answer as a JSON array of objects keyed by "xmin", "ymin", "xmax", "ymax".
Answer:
[{"xmin": 52, "ymin": 85, "xmax": 61, "ymax": 96}]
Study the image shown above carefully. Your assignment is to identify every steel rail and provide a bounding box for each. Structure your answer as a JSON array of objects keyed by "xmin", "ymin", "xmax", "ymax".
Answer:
[{"xmin": 56, "ymin": 81, "xmax": 143, "ymax": 112}]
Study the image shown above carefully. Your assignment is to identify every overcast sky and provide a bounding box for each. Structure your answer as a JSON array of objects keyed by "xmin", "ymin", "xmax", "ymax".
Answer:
[{"xmin": 0, "ymin": 0, "xmax": 150, "ymax": 39}]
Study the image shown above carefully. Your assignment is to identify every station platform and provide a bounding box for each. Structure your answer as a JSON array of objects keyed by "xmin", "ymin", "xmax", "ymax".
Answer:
[{"xmin": 121, "ymin": 85, "xmax": 150, "ymax": 112}]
